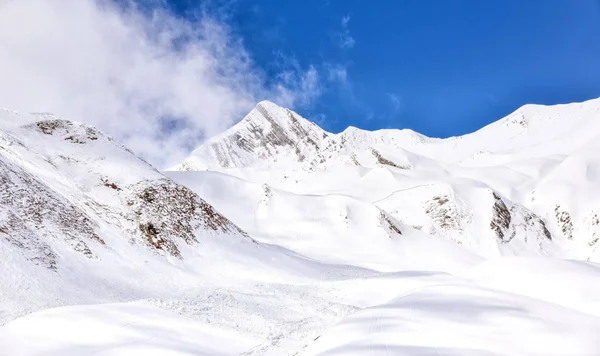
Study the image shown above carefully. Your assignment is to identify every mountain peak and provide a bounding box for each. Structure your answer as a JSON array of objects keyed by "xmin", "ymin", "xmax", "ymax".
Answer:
[
  {"xmin": 240, "ymin": 100, "xmax": 324, "ymax": 136},
  {"xmin": 173, "ymin": 101, "xmax": 329, "ymax": 170}
]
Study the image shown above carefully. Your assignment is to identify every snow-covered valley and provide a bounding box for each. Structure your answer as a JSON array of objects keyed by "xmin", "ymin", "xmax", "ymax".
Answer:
[{"xmin": 2, "ymin": 98, "xmax": 600, "ymax": 355}]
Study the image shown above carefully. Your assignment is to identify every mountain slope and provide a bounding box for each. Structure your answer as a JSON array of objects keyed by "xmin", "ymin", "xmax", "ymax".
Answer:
[
  {"xmin": 4, "ymin": 98, "xmax": 600, "ymax": 355},
  {"xmin": 171, "ymin": 98, "xmax": 600, "ymax": 261},
  {"xmin": 0, "ymin": 117, "xmax": 248, "ymax": 263},
  {"xmin": 167, "ymin": 170, "xmax": 481, "ymax": 274}
]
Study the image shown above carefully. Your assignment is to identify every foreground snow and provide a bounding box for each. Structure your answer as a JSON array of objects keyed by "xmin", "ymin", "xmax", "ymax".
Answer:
[
  {"xmin": 304, "ymin": 281, "xmax": 600, "ymax": 356},
  {"xmin": 0, "ymin": 302, "xmax": 257, "ymax": 356},
  {"xmin": 4, "ymin": 259, "xmax": 600, "ymax": 356}
]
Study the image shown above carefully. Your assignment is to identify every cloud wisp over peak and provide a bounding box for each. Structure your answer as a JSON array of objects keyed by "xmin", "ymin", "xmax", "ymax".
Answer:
[{"xmin": 0, "ymin": 0, "xmax": 322, "ymax": 168}]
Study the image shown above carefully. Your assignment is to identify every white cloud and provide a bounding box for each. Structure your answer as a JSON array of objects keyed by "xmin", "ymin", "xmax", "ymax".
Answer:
[
  {"xmin": 387, "ymin": 93, "xmax": 402, "ymax": 112},
  {"xmin": 0, "ymin": 0, "xmax": 322, "ymax": 168},
  {"xmin": 338, "ymin": 15, "xmax": 355, "ymax": 49},
  {"xmin": 326, "ymin": 64, "xmax": 348, "ymax": 84},
  {"xmin": 274, "ymin": 65, "xmax": 322, "ymax": 110},
  {"xmin": 386, "ymin": 93, "xmax": 404, "ymax": 120},
  {"xmin": 341, "ymin": 15, "xmax": 351, "ymax": 27}
]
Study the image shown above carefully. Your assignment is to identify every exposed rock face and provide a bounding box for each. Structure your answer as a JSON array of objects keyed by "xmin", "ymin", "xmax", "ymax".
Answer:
[
  {"xmin": 371, "ymin": 149, "xmax": 408, "ymax": 169},
  {"xmin": 30, "ymin": 120, "xmax": 103, "ymax": 144},
  {"xmin": 379, "ymin": 211, "xmax": 402, "ymax": 236},
  {"xmin": 510, "ymin": 205, "xmax": 552, "ymax": 242},
  {"xmin": 488, "ymin": 192, "xmax": 552, "ymax": 245},
  {"xmin": 490, "ymin": 193, "xmax": 511, "ymax": 241},
  {"xmin": 0, "ymin": 158, "xmax": 103, "ymax": 269},
  {"xmin": 415, "ymin": 189, "xmax": 552, "ymax": 249},
  {"xmin": 126, "ymin": 179, "xmax": 248, "ymax": 258},
  {"xmin": 555, "ymin": 205, "xmax": 574, "ymax": 240},
  {"xmin": 246, "ymin": 104, "xmax": 327, "ymax": 162},
  {"xmin": 424, "ymin": 195, "xmax": 462, "ymax": 232}
]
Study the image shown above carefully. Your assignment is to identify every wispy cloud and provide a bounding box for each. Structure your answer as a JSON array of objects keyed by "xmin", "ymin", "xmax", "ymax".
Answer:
[
  {"xmin": 271, "ymin": 50, "xmax": 323, "ymax": 108},
  {"xmin": 275, "ymin": 65, "xmax": 322, "ymax": 108},
  {"xmin": 341, "ymin": 15, "xmax": 351, "ymax": 27},
  {"xmin": 326, "ymin": 64, "xmax": 349, "ymax": 84},
  {"xmin": 338, "ymin": 15, "xmax": 356, "ymax": 50},
  {"xmin": 0, "ymin": 0, "xmax": 322, "ymax": 168},
  {"xmin": 387, "ymin": 93, "xmax": 403, "ymax": 116}
]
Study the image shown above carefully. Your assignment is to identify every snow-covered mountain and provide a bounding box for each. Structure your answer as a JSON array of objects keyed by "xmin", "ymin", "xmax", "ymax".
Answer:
[
  {"xmin": 3, "ymin": 98, "xmax": 600, "ymax": 355},
  {"xmin": 0, "ymin": 112, "xmax": 273, "ymax": 322},
  {"xmin": 171, "ymin": 97, "xmax": 600, "ymax": 261},
  {"xmin": 1, "ymin": 117, "xmax": 248, "ymax": 260}
]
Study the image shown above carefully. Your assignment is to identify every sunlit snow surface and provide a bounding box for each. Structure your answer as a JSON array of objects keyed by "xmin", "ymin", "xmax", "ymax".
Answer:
[
  {"xmin": 0, "ymin": 303, "xmax": 257, "ymax": 355},
  {"xmin": 3, "ymin": 99, "xmax": 600, "ymax": 355}
]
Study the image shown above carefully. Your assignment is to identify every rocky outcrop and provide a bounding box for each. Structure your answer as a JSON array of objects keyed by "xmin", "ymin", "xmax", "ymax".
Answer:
[
  {"xmin": 126, "ymin": 179, "xmax": 248, "ymax": 258},
  {"xmin": 0, "ymin": 158, "xmax": 104, "ymax": 269},
  {"xmin": 371, "ymin": 149, "xmax": 409, "ymax": 169},
  {"xmin": 418, "ymin": 189, "xmax": 552, "ymax": 248},
  {"xmin": 489, "ymin": 192, "xmax": 552, "ymax": 244},
  {"xmin": 424, "ymin": 195, "xmax": 462, "ymax": 231},
  {"xmin": 29, "ymin": 120, "xmax": 103, "ymax": 144},
  {"xmin": 490, "ymin": 193, "xmax": 511, "ymax": 241},
  {"xmin": 379, "ymin": 211, "xmax": 402, "ymax": 236},
  {"xmin": 555, "ymin": 205, "xmax": 573, "ymax": 240},
  {"xmin": 511, "ymin": 205, "xmax": 552, "ymax": 242}
]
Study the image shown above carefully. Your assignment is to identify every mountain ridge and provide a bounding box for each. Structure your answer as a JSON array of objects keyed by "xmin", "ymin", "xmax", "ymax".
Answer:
[
  {"xmin": 172, "ymin": 97, "xmax": 600, "ymax": 171},
  {"xmin": 169, "ymin": 97, "xmax": 600, "ymax": 261}
]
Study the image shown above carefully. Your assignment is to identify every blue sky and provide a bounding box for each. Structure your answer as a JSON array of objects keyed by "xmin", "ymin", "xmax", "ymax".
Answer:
[{"xmin": 165, "ymin": 0, "xmax": 600, "ymax": 137}]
